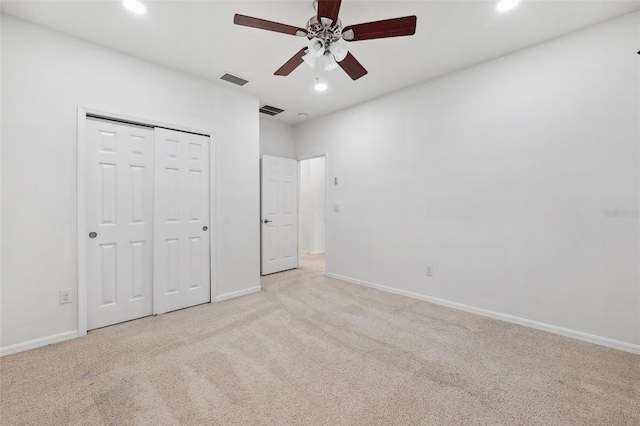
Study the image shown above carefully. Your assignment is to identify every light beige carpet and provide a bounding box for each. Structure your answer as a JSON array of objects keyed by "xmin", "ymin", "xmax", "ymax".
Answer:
[{"xmin": 1, "ymin": 254, "xmax": 639, "ymax": 425}]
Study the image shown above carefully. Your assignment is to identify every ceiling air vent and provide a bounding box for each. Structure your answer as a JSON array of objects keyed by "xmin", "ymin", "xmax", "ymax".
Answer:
[
  {"xmin": 259, "ymin": 105, "xmax": 284, "ymax": 116},
  {"xmin": 219, "ymin": 73, "xmax": 249, "ymax": 86}
]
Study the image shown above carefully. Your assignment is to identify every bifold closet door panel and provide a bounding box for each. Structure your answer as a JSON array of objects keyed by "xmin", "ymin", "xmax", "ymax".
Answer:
[
  {"xmin": 86, "ymin": 118, "xmax": 154, "ymax": 330},
  {"xmin": 153, "ymin": 128, "xmax": 211, "ymax": 314}
]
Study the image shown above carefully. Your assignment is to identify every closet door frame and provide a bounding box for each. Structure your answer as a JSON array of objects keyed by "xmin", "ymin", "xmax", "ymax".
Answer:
[{"xmin": 77, "ymin": 106, "xmax": 217, "ymax": 337}]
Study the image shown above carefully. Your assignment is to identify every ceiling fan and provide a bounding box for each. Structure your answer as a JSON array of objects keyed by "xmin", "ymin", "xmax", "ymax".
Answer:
[{"xmin": 234, "ymin": 0, "xmax": 417, "ymax": 81}]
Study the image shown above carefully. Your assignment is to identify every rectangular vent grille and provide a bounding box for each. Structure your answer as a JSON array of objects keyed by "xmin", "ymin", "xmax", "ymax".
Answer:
[
  {"xmin": 219, "ymin": 73, "xmax": 249, "ymax": 86},
  {"xmin": 259, "ymin": 105, "xmax": 284, "ymax": 116}
]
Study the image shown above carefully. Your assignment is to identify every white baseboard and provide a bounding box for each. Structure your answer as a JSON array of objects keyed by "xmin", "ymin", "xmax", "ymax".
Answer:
[
  {"xmin": 327, "ymin": 273, "xmax": 640, "ymax": 355},
  {"xmin": 0, "ymin": 330, "xmax": 79, "ymax": 357},
  {"xmin": 2, "ymin": 287, "xmax": 262, "ymax": 356},
  {"xmin": 4, "ymin": 280, "xmax": 636, "ymax": 357},
  {"xmin": 300, "ymin": 250, "xmax": 326, "ymax": 255},
  {"xmin": 215, "ymin": 286, "xmax": 261, "ymax": 302}
]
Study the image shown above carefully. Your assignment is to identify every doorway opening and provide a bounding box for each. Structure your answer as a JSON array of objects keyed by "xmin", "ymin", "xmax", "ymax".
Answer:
[{"xmin": 298, "ymin": 156, "xmax": 326, "ymax": 274}]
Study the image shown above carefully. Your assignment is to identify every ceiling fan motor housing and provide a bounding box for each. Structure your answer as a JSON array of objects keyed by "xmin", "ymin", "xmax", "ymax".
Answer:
[{"xmin": 306, "ymin": 16, "xmax": 344, "ymax": 51}]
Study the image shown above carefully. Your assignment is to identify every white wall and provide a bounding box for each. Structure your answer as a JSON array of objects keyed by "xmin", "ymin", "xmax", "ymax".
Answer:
[
  {"xmin": 260, "ymin": 116, "xmax": 294, "ymax": 159},
  {"xmin": 299, "ymin": 157, "xmax": 326, "ymax": 254},
  {"xmin": 295, "ymin": 12, "xmax": 640, "ymax": 347},
  {"xmin": 1, "ymin": 16, "xmax": 260, "ymax": 350}
]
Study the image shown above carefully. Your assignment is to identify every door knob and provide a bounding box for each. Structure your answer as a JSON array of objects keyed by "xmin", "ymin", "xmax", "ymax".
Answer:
[
  {"xmin": 202, "ymin": 226, "xmax": 208, "ymax": 231},
  {"xmin": 89, "ymin": 232, "xmax": 97, "ymax": 238},
  {"xmin": 263, "ymin": 219, "xmax": 272, "ymax": 224}
]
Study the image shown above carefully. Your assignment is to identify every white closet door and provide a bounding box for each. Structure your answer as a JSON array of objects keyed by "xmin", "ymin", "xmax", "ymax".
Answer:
[
  {"xmin": 86, "ymin": 118, "xmax": 154, "ymax": 330},
  {"xmin": 154, "ymin": 128, "xmax": 211, "ymax": 314}
]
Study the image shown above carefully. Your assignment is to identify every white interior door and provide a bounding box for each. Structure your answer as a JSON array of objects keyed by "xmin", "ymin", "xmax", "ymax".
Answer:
[
  {"xmin": 154, "ymin": 128, "xmax": 211, "ymax": 314},
  {"xmin": 261, "ymin": 155, "xmax": 298, "ymax": 275},
  {"xmin": 86, "ymin": 118, "xmax": 154, "ymax": 330}
]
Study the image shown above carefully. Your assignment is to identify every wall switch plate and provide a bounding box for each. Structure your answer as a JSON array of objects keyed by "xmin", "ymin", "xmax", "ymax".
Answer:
[
  {"xmin": 333, "ymin": 204, "xmax": 340, "ymax": 212},
  {"xmin": 60, "ymin": 289, "xmax": 72, "ymax": 304},
  {"xmin": 425, "ymin": 265, "xmax": 433, "ymax": 276}
]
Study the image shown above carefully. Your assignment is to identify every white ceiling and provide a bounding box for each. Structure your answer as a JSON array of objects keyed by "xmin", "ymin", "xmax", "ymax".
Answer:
[{"xmin": 2, "ymin": 0, "xmax": 639, "ymax": 124}]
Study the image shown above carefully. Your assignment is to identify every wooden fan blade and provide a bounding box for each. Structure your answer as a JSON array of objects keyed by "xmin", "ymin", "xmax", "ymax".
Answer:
[
  {"xmin": 274, "ymin": 48, "xmax": 307, "ymax": 76},
  {"xmin": 234, "ymin": 14, "xmax": 307, "ymax": 36},
  {"xmin": 317, "ymin": 0, "xmax": 342, "ymax": 25},
  {"xmin": 338, "ymin": 52, "xmax": 368, "ymax": 80},
  {"xmin": 343, "ymin": 16, "xmax": 417, "ymax": 42}
]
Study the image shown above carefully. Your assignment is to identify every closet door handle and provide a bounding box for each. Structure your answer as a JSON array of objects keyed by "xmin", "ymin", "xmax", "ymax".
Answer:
[
  {"xmin": 202, "ymin": 226, "xmax": 208, "ymax": 231},
  {"xmin": 263, "ymin": 219, "xmax": 272, "ymax": 224},
  {"xmin": 88, "ymin": 232, "xmax": 97, "ymax": 238}
]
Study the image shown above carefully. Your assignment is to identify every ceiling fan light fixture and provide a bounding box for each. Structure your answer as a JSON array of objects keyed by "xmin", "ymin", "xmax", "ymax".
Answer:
[
  {"xmin": 496, "ymin": 0, "xmax": 521, "ymax": 12},
  {"xmin": 329, "ymin": 43, "xmax": 348, "ymax": 62},
  {"xmin": 232, "ymin": 1, "xmax": 417, "ymax": 81},
  {"xmin": 323, "ymin": 54, "xmax": 339, "ymax": 71},
  {"xmin": 123, "ymin": 0, "xmax": 146, "ymax": 15},
  {"xmin": 302, "ymin": 52, "xmax": 317, "ymax": 68},
  {"xmin": 303, "ymin": 38, "xmax": 329, "ymax": 69},
  {"xmin": 308, "ymin": 38, "xmax": 326, "ymax": 57}
]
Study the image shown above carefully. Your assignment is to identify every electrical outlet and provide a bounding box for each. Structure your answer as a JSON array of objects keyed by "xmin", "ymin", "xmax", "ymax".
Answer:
[
  {"xmin": 60, "ymin": 289, "xmax": 72, "ymax": 304},
  {"xmin": 425, "ymin": 265, "xmax": 433, "ymax": 276}
]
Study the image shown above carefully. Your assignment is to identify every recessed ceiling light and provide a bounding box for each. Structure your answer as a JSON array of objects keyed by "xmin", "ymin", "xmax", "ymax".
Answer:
[
  {"xmin": 314, "ymin": 79, "xmax": 327, "ymax": 92},
  {"xmin": 297, "ymin": 113, "xmax": 308, "ymax": 119},
  {"xmin": 496, "ymin": 0, "xmax": 520, "ymax": 12},
  {"xmin": 123, "ymin": 0, "xmax": 146, "ymax": 15}
]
